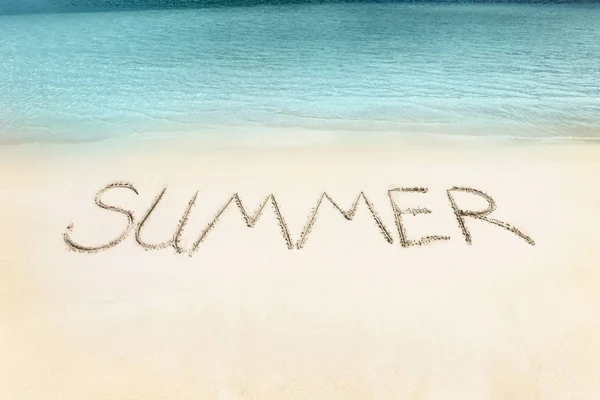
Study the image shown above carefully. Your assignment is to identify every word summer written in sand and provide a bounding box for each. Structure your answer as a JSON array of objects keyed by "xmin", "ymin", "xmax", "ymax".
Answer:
[{"xmin": 63, "ymin": 181, "xmax": 536, "ymax": 255}]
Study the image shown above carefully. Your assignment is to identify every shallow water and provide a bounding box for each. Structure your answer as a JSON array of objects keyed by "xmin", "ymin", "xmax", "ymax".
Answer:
[{"xmin": 1, "ymin": 3, "xmax": 599, "ymax": 144}]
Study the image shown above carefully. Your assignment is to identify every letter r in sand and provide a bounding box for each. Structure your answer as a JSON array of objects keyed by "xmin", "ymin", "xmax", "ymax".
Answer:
[{"xmin": 447, "ymin": 186, "xmax": 535, "ymax": 246}]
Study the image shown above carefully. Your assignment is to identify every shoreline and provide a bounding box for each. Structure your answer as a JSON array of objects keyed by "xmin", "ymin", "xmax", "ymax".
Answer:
[
  {"xmin": 2, "ymin": 122, "xmax": 600, "ymax": 153},
  {"xmin": 2, "ymin": 127, "xmax": 600, "ymax": 161}
]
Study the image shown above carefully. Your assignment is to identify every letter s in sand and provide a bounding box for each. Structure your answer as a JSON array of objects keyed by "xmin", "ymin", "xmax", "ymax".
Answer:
[{"xmin": 64, "ymin": 182, "xmax": 138, "ymax": 253}]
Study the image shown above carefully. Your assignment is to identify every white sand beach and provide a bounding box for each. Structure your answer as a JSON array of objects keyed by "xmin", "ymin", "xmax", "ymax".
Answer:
[{"xmin": 1, "ymin": 138, "xmax": 600, "ymax": 399}]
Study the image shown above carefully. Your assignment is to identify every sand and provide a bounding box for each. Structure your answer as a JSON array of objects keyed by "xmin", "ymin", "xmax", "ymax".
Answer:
[{"xmin": 1, "ymin": 137, "xmax": 600, "ymax": 399}]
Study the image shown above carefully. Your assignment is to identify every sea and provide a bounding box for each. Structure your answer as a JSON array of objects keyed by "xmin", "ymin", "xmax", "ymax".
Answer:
[{"xmin": 1, "ymin": 1, "xmax": 599, "ymax": 144}]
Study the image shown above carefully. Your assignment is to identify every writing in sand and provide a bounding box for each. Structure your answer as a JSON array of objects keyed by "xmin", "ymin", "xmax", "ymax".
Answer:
[{"xmin": 63, "ymin": 181, "xmax": 535, "ymax": 255}]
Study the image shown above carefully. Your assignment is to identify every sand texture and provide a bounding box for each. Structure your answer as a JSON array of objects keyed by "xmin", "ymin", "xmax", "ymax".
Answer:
[{"xmin": 1, "ymin": 140, "xmax": 599, "ymax": 399}]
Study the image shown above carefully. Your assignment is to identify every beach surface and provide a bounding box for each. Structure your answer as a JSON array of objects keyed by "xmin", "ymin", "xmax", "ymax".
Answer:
[{"xmin": 1, "ymin": 138, "xmax": 600, "ymax": 399}]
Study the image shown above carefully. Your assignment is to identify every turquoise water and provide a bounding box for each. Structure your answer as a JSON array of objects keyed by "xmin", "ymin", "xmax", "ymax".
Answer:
[{"xmin": 1, "ymin": 3, "xmax": 599, "ymax": 144}]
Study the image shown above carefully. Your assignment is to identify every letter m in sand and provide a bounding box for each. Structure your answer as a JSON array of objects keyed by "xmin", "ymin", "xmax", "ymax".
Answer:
[
  {"xmin": 189, "ymin": 193, "xmax": 294, "ymax": 256},
  {"xmin": 296, "ymin": 192, "xmax": 394, "ymax": 249}
]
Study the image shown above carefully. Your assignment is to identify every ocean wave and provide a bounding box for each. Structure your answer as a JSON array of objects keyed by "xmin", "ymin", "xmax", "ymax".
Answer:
[{"xmin": 2, "ymin": 0, "xmax": 599, "ymax": 16}]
